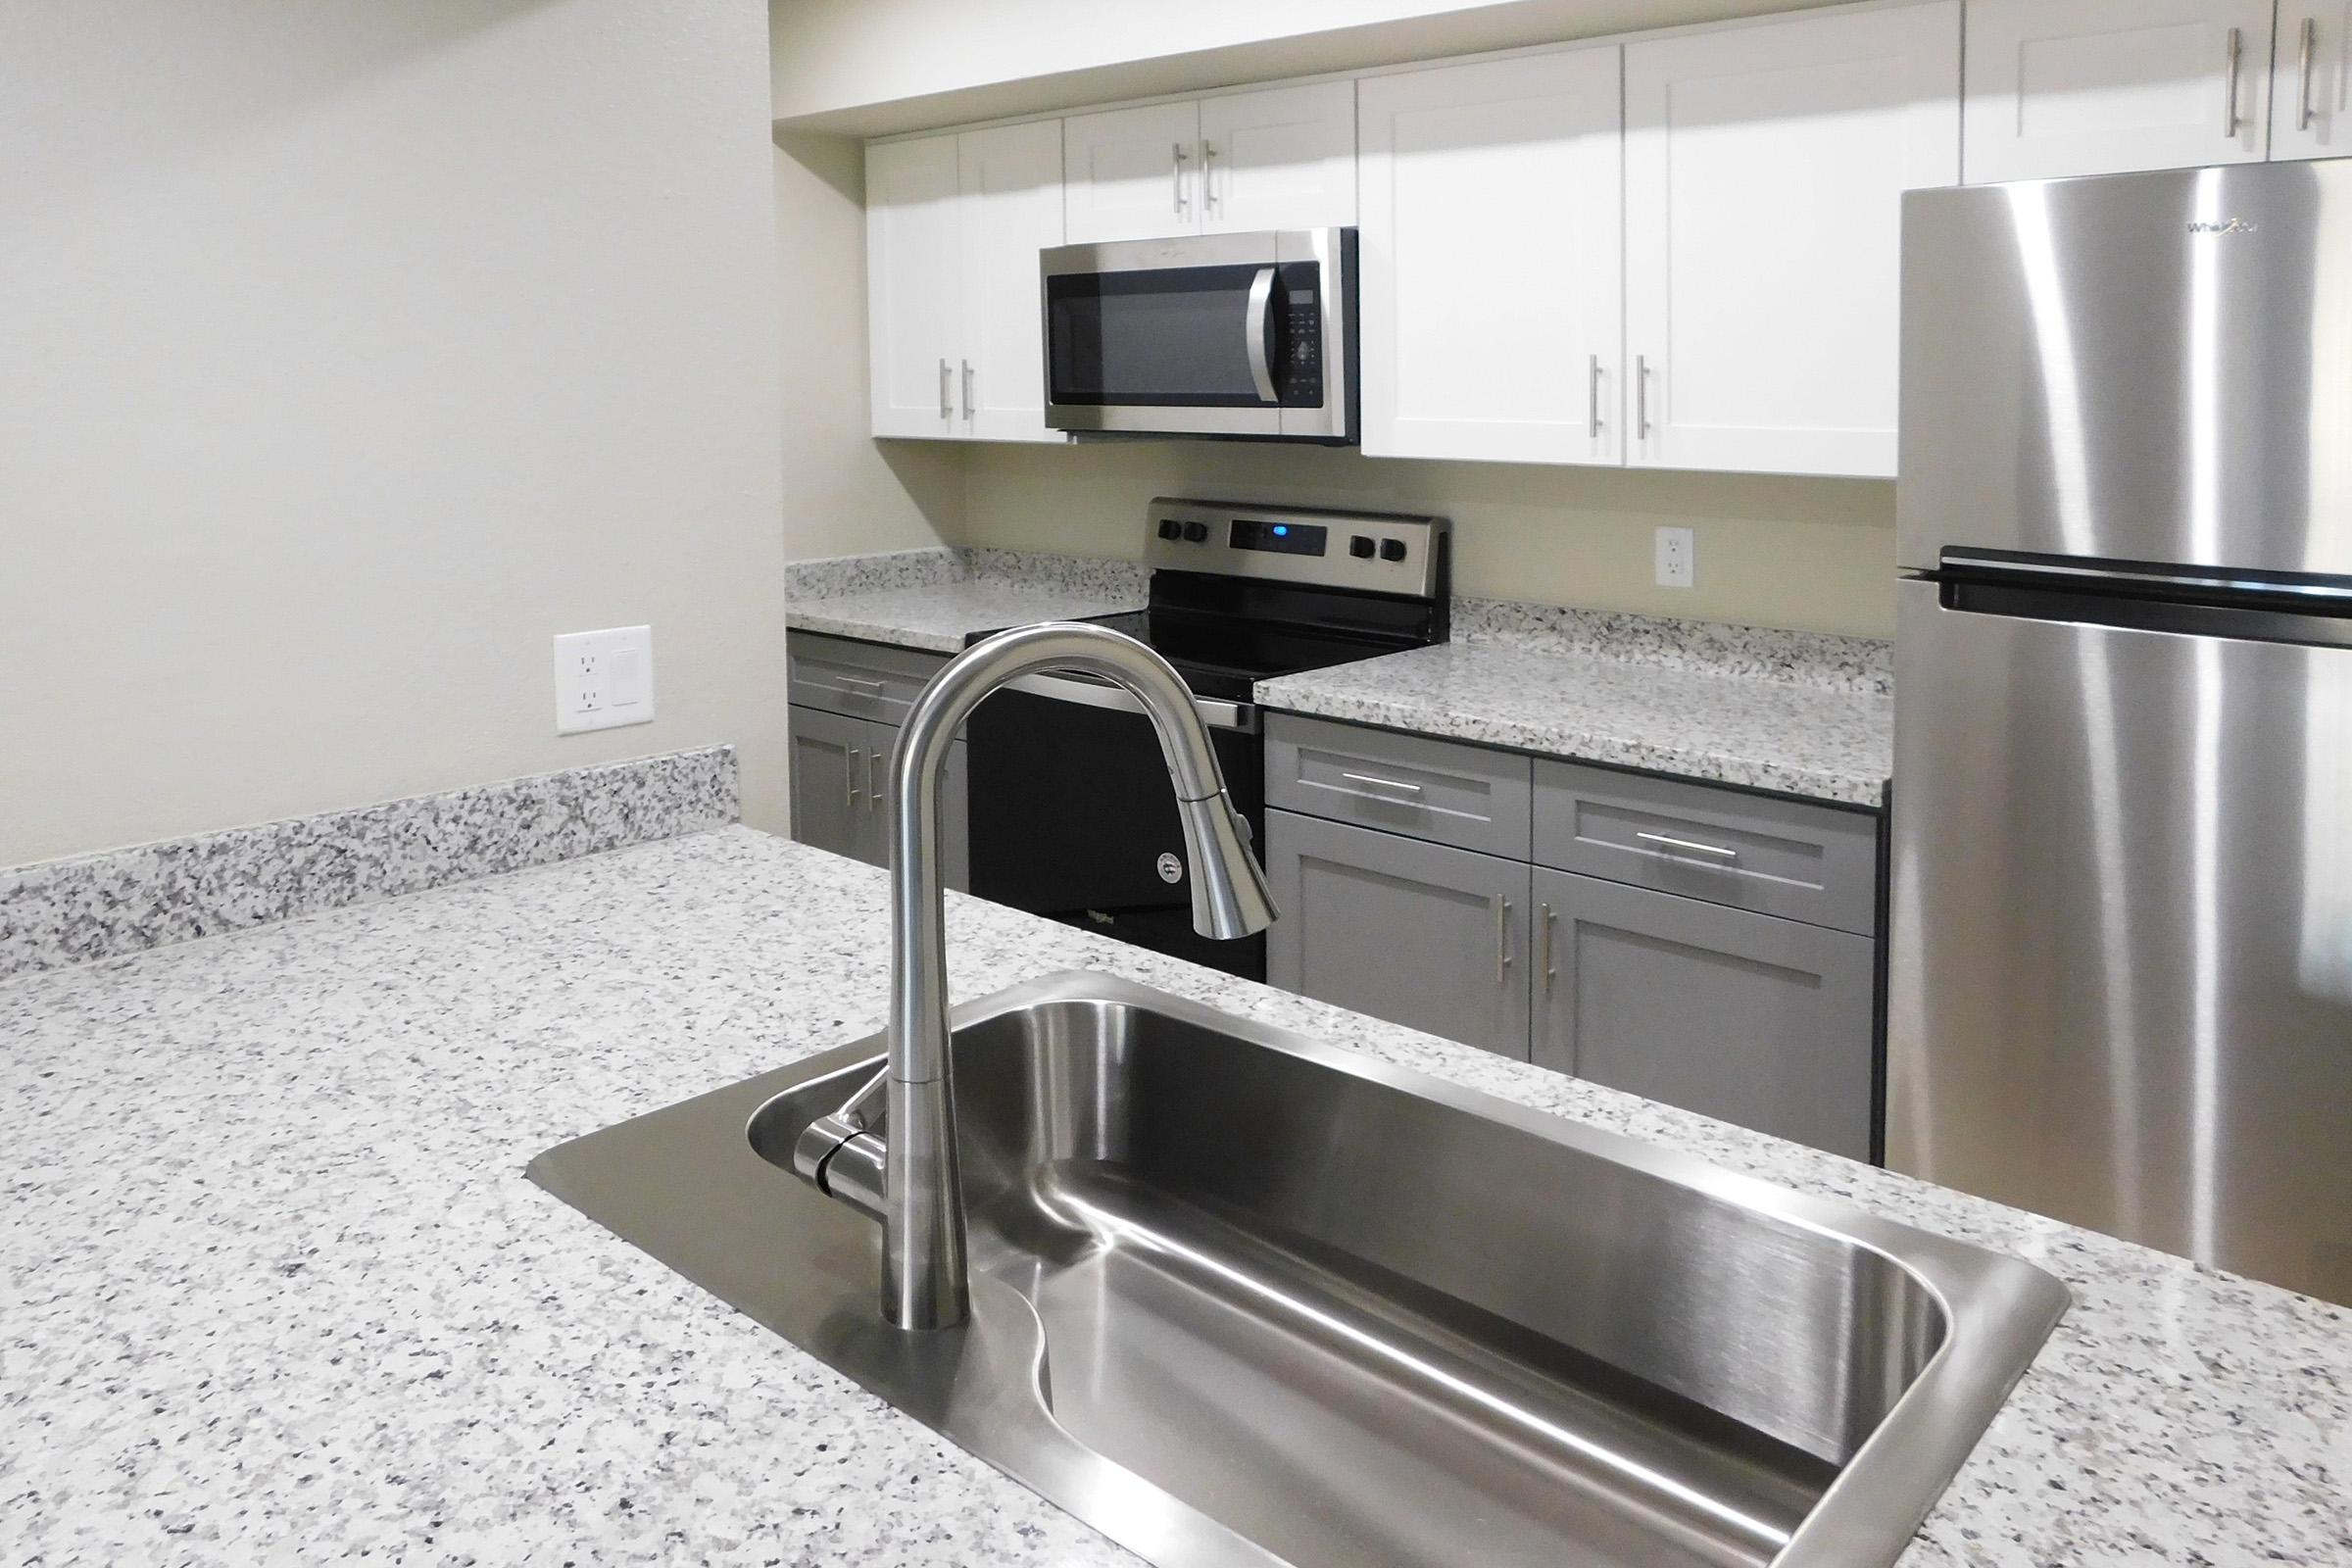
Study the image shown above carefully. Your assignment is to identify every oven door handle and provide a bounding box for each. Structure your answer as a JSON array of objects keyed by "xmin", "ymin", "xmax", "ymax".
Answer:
[
  {"xmin": 1003, "ymin": 671, "xmax": 1257, "ymax": 733},
  {"xmin": 1243, "ymin": 266, "xmax": 1278, "ymax": 405}
]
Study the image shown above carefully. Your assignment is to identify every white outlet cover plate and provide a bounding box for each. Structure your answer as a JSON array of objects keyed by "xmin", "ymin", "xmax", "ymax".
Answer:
[
  {"xmin": 1654, "ymin": 526, "xmax": 1695, "ymax": 590},
  {"xmin": 553, "ymin": 625, "xmax": 655, "ymax": 734}
]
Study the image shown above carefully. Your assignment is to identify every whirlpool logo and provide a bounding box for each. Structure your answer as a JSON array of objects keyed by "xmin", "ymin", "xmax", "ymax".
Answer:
[{"xmin": 2187, "ymin": 218, "xmax": 2259, "ymax": 235}]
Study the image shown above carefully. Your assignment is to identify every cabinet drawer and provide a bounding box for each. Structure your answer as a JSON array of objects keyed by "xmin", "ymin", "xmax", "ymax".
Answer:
[
  {"xmin": 787, "ymin": 632, "xmax": 950, "ymax": 725},
  {"xmin": 1533, "ymin": 760, "xmax": 1879, "ymax": 936},
  {"xmin": 1530, "ymin": 867, "xmax": 1876, "ymax": 1160},
  {"xmin": 1265, "ymin": 712, "xmax": 1533, "ymax": 858}
]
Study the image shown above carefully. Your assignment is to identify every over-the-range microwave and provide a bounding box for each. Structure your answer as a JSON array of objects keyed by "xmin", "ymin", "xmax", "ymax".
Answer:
[{"xmin": 1040, "ymin": 227, "xmax": 1357, "ymax": 444}]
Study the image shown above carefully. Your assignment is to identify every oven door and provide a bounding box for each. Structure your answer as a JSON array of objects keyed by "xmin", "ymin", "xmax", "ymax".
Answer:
[
  {"xmin": 1042, "ymin": 228, "xmax": 1350, "ymax": 440},
  {"xmin": 966, "ymin": 674, "xmax": 1266, "ymax": 979}
]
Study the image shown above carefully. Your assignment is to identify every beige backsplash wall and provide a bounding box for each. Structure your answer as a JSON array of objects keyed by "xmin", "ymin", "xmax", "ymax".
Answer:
[{"xmin": 957, "ymin": 443, "xmax": 1897, "ymax": 639}]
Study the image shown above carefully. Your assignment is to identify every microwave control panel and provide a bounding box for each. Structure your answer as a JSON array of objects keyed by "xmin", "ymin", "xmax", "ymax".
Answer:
[{"xmin": 1276, "ymin": 262, "xmax": 1324, "ymax": 407}]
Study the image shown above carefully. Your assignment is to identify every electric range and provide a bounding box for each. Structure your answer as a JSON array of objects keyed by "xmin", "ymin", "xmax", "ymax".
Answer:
[{"xmin": 963, "ymin": 497, "xmax": 1450, "ymax": 979}]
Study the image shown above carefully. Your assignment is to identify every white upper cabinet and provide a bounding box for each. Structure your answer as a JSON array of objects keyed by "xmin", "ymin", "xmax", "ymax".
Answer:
[
  {"xmin": 866, "ymin": 134, "xmax": 962, "ymax": 439},
  {"xmin": 1624, "ymin": 1, "xmax": 1959, "ymax": 478},
  {"xmin": 867, "ymin": 122, "xmax": 1064, "ymax": 442},
  {"xmin": 1963, "ymin": 0, "xmax": 2274, "ymax": 182},
  {"xmin": 1065, "ymin": 83, "xmax": 1355, "ymax": 242},
  {"xmin": 2275, "ymin": 1, "xmax": 2352, "ymax": 160},
  {"xmin": 956, "ymin": 120, "xmax": 1064, "ymax": 441},
  {"xmin": 1200, "ymin": 80, "xmax": 1357, "ymax": 232},
  {"xmin": 1062, "ymin": 100, "xmax": 1202, "ymax": 243},
  {"xmin": 1358, "ymin": 48, "xmax": 1623, "ymax": 466}
]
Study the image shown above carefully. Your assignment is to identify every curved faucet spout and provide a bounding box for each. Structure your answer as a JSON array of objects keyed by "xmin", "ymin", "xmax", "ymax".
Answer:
[{"xmin": 858, "ymin": 622, "xmax": 1276, "ymax": 1331}]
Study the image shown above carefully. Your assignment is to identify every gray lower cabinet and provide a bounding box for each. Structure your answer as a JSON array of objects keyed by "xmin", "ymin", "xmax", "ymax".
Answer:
[
  {"xmin": 787, "ymin": 702, "xmax": 968, "ymax": 890},
  {"xmin": 1529, "ymin": 865, "xmax": 1876, "ymax": 1159},
  {"xmin": 1266, "ymin": 808, "xmax": 1532, "ymax": 1060}
]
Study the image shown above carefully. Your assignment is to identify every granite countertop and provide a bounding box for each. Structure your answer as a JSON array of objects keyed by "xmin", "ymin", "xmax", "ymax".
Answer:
[
  {"xmin": 785, "ymin": 547, "xmax": 1145, "ymax": 654},
  {"xmin": 6, "ymin": 827, "xmax": 2346, "ymax": 1564},
  {"xmin": 1255, "ymin": 639, "xmax": 1895, "ymax": 807}
]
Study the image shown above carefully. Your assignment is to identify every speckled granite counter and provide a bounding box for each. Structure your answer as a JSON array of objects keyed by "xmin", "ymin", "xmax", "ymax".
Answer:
[
  {"xmin": 786, "ymin": 546, "xmax": 1145, "ymax": 654},
  {"xmin": 1256, "ymin": 639, "xmax": 1894, "ymax": 807},
  {"xmin": 6, "ymin": 827, "xmax": 2345, "ymax": 1564}
]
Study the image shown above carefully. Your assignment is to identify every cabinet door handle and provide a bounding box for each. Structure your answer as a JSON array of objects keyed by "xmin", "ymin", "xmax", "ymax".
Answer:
[
  {"xmin": 960, "ymin": 359, "xmax": 974, "ymax": 420},
  {"xmin": 866, "ymin": 748, "xmax": 883, "ymax": 811},
  {"xmin": 1541, "ymin": 903, "xmax": 1556, "ymax": 991},
  {"xmin": 1202, "ymin": 140, "xmax": 1219, "ymax": 215},
  {"xmin": 2223, "ymin": 25, "xmax": 2244, "ymax": 136},
  {"xmin": 1588, "ymin": 355, "xmax": 1603, "ymax": 439},
  {"xmin": 1494, "ymin": 897, "xmax": 1513, "ymax": 986},
  {"xmin": 1340, "ymin": 770, "xmax": 1423, "ymax": 797},
  {"xmin": 846, "ymin": 746, "xmax": 861, "ymax": 808},
  {"xmin": 938, "ymin": 358, "xmax": 952, "ymax": 418},
  {"xmin": 1636, "ymin": 355, "xmax": 1652, "ymax": 441},
  {"xmin": 1635, "ymin": 829, "xmax": 1740, "ymax": 860},
  {"xmin": 2299, "ymin": 17, "xmax": 2320, "ymax": 132},
  {"xmin": 1172, "ymin": 142, "xmax": 1191, "ymax": 216}
]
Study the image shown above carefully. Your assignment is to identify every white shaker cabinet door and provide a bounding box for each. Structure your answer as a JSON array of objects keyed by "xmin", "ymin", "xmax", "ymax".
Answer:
[
  {"xmin": 956, "ymin": 119, "xmax": 1064, "ymax": 443},
  {"xmin": 1199, "ymin": 79, "xmax": 1358, "ymax": 233},
  {"xmin": 1062, "ymin": 100, "xmax": 1202, "ymax": 242},
  {"xmin": 1624, "ymin": 2, "xmax": 1959, "ymax": 478},
  {"xmin": 1357, "ymin": 48, "xmax": 1623, "ymax": 465},
  {"xmin": 2275, "ymin": 2, "xmax": 2352, "ymax": 161},
  {"xmin": 1963, "ymin": 0, "xmax": 2273, "ymax": 182},
  {"xmin": 865, "ymin": 134, "xmax": 962, "ymax": 438}
]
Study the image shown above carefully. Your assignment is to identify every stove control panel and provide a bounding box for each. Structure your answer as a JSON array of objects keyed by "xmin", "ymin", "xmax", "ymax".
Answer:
[{"xmin": 1144, "ymin": 498, "xmax": 1448, "ymax": 600}]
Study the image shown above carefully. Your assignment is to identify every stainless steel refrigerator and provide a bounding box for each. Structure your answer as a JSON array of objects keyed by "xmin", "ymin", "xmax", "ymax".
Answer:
[{"xmin": 1891, "ymin": 160, "xmax": 2352, "ymax": 1306}]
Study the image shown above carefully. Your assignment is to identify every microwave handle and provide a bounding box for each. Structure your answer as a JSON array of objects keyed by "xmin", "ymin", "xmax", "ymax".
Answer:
[{"xmin": 1243, "ymin": 266, "xmax": 1278, "ymax": 404}]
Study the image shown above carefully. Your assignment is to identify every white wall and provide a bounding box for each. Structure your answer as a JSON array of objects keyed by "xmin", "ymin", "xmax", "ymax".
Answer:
[
  {"xmin": 961, "ymin": 444, "xmax": 1896, "ymax": 638},
  {"xmin": 0, "ymin": 1, "xmax": 790, "ymax": 866},
  {"xmin": 773, "ymin": 131, "xmax": 964, "ymax": 561},
  {"xmin": 769, "ymin": 0, "xmax": 1845, "ymax": 133}
]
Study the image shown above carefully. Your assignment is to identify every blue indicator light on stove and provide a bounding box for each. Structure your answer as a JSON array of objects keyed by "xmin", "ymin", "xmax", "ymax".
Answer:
[{"xmin": 1272, "ymin": 525, "xmax": 1288, "ymax": 536}]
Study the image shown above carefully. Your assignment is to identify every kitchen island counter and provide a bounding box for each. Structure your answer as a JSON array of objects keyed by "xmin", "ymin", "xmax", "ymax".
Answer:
[{"xmin": 5, "ymin": 828, "xmax": 2344, "ymax": 1564}]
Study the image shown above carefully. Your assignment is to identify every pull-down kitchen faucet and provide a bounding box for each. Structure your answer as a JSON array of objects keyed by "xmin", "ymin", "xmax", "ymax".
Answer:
[{"xmin": 791, "ymin": 621, "xmax": 1277, "ymax": 1331}]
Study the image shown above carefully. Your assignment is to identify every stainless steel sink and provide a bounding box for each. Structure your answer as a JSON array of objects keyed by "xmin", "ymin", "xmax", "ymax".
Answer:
[{"xmin": 529, "ymin": 972, "xmax": 2067, "ymax": 1568}]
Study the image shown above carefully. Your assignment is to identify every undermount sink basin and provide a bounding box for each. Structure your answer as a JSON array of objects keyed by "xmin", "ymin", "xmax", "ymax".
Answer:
[{"xmin": 528, "ymin": 972, "xmax": 2067, "ymax": 1568}]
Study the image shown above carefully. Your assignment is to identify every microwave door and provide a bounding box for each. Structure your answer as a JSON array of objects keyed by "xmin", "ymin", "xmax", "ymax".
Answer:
[{"xmin": 1044, "ymin": 260, "xmax": 1283, "ymax": 435}]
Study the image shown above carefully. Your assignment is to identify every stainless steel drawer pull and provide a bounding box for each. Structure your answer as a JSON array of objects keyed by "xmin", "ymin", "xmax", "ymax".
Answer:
[
  {"xmin": 938, "ymin": 359, "xmax": 952, "ymax": 418},
  {"xmin": 1172, "ymin": 142, "xmax": 1191, "ymax": 215},
  {"xmin": 1588, "ymin": 355, "xmax": 1602, "ymax": 439},
  {"xmin": 1636, "ymin": 830, "xmax": 1740, "ymax": 860},
  {"xmin": 834, "ymin": 675, "xmax": 887, "ymax": 695},
  {"xmin": 2299, "ymin": 17, "xmax": 2320, "ymax": 132},
  {"xmin": 960, "ymin": 359, "xmax": 974, "ymax": 421},
  {"xmin": 1340, "ymin": 770, "xmax": 1423, "ymax": 797},
  {"xmin": 846, "ymin": 746, "xmax": 861, "ymax": 808},
  {"xmin": 866, "ymin": 748, "xmax": 883, "ymax": 811},
  {"xmin": 1495, "ymin": 898, "xmax": 1512, "ymax": 986},
  {"xmin": 1540, "ymin": 902, "xmax": 1557, "ymax": 990},
  {"xmin": 1636, "ymin": 355, "xmax": 1652, "ymax": 440},
  {"xmin": 2224, "ymin": 26, "xmax": 2244, "ymax": 136},
  {"xmin": 1203, "ymin": 141, "xmax": 1220, "ymax": 214}
]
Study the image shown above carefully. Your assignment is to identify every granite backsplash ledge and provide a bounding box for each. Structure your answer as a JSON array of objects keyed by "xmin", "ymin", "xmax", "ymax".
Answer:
[
  {"xmin": 1451, "ymin": 596, "xmax": 1893, "ymax": 697},
  {"xmin": 0, "ymin": 745, "xmax": 737, "ymax": 981}
]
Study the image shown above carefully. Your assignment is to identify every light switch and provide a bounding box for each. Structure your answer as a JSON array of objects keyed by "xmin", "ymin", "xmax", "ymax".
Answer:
[{"xmin": 553, "ymin": 625, "xmax": 655, "ymax": 734}]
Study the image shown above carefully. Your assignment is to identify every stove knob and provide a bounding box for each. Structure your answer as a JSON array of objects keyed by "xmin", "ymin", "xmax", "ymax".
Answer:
[
  {"xmin": 1157, "ymin": 517, "xmax": 1183, "ymax": 541},
  {"xmin": 1379, "ymin": 538, "xmax": 1408, "ymax": 563},
  {"xmin": 1348, "ymin": 535, "xmax": 1375, "ymax": 559},
  {"xmin": 1183, "ymin": 520, "xmax": 1209, "ymax": 543}
]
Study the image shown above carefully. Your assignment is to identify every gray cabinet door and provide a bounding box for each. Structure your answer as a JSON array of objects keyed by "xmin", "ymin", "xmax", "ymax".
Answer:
[
  {"xmin": 788, "ymin": 704, "xmax": 879, "ymax": 865},
  {"xmin": 1266, "ymin": 809, "xmax": 1531, "ymax": 1060},
  {"xmin": 1530, "ymin": 865, "xmax": 1874, "ymax": 1159}
]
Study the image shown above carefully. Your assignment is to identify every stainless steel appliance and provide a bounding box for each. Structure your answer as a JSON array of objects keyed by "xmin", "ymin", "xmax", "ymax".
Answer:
[
  {"xmin": 966, "ymin": 498, "xmax": 1448, "ymax": 979},
  {"xmin": 1892, "ymin": 160, "xmax": 2352, "ymax": 1305},
  {"xmin": 1041, "ymin": 228, "xmax": 1356, "ymax": 441}
]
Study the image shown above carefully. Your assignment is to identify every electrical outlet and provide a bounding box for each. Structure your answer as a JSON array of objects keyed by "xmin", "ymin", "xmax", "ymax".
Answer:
[
  {"xmin": 553, "ymin": 626, "xmax": 655, "ymax": 734},
  {"xmin": 1654, "ymin": 526, "xmax": 1695, "ymax": 590}
]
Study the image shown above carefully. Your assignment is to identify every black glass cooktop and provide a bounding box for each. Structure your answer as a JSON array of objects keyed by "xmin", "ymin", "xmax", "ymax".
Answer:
[{"xmin": 963, "ymin": 570, "xmax": 1445, "ymax": 704}]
